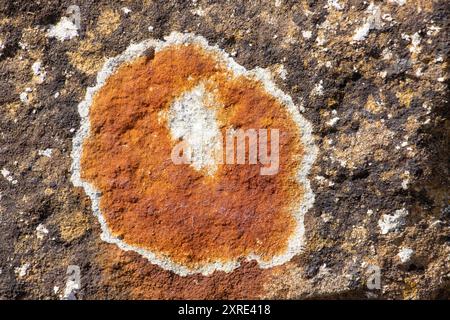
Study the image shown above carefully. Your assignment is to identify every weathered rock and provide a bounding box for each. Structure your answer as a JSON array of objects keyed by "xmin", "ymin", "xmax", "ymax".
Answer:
[{"xmin": 0, "ymin": 0, "xmax": 448, "ymax": 299}]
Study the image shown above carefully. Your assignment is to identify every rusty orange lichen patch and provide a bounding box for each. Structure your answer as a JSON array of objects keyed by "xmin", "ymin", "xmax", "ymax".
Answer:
[{"xmin": 72, "ymin": 33, "xmax": 316, "ymax": 275}]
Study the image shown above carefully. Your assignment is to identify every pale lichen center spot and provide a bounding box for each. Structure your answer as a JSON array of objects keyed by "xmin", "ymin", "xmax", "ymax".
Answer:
[{"xmin": 168, "ymin": 82, "xmax": 223, "ymax": 175}]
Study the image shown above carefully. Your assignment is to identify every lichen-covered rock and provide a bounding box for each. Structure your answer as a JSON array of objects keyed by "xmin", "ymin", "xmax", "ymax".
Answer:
[{"xmin": 0, "ymin": 0, "xmax": 448, "ymax": 299}]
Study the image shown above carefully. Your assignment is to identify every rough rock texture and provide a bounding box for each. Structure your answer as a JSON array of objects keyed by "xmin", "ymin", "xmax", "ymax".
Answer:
[{"xmin": 0, "ymin": 0, "xmax": 448, "ymax": 299}]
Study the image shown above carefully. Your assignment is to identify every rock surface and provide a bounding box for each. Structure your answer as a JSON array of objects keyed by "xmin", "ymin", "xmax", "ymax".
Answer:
[{"xmin": 0, "ymin": 0, "xmax": 448, "ymax": 299}]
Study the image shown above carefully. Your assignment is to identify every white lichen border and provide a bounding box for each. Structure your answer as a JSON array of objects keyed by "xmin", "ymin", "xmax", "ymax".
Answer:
[{"xmin": 71, "ymin": 32, "xmax": 318, "ymax": 276}]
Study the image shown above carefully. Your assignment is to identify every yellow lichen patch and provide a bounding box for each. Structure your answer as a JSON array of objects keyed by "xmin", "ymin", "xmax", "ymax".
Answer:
[
  {"xmin": 409, "ymin": 0, "xmax": 435, "ymax": 13},
  {"xmin": 365, "ymin": 94, "xmax": 383, "ymax": 114},
  {"xmin": 281, "ymin": 19, "xmax": 300, "ymax": 48},
  {"xmin": 59, "ymin": 211, "xmax": 91, "ymax": 242},
  {"xmin": 403, "ymin": 277, "xmax": 419, "ymax": 299},
  {"xmin": 351, "ymin": 226, "xmax": 368, "ymax": 241},
  {"xmin": 44, "ymin": 188, "xmax": 55, "ymax": 196},
  {"xmin": 96, "ymin": 9, "xmax": 121, "ymax": 36},
  {"xmin": 65, "ymin": 8, "xmax": 122, "ymax": 76},
  {"xmin": 396, "ymin": 88, "xmax": 415, "ymax": 108},
  {"xmin": 4, "ymin": 102, "xmax": 21, "ymax": 118},
  {"xmin": 0, "ymin": 17, "xmax": 13, "ymax": 27},
  {"xmin": 405, "ymin": 116, "xmax": 421, "ymax": 133},
  {"xmin": 374, "ymin": 149, "xmax": 388, "ymax": 162},
  {"xmin": 326, "ymin": 97, "xmax": 338, "ymax": 108},
  {"xmin": 334, "ymin": 120, "xmax": 394, "ymax": 169},
  {"xmin": 380, "ymin": 170, "xmax": 398, "ymax": 182},
  {"xmin": 341, "ymin": 225, "xmax": 369, "ymax": 254},
  {"xmin": 306, "ymin": 231, "xmax": 336, "ymax": 253},
  {"xmin": 67, "ymin": 39, "xmax": 104, "ymax": 75}
]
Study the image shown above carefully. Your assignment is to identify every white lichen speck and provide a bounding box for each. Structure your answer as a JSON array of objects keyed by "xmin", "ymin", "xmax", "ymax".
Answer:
[
  {"xmin": 378, "ymin": 208, "xmax": 409, "ymax": 234},
  {"xmin": 328, "ymin": 0, "xmax": 343, "ymax": 11},
  {"xmin": 121, "ymin": 7, "xmax": 132, "ymax": 15},
  {"xmin": 352, "ymin": 3, "xmax": 382, "ymax": 42},
  {"xmin": 31, "ymin": 60, "xmax": 46, "ymax": 83},
  {"xmin": 15, "ymin": 263, "xmax": 30, "ymax": 278},
  {"xmin": 1, "ymin": 168, "xmax": 17, "ymax": 185},
  {"xmin": 398, "ymin": 247, "xmax": 414, "ymax": 263},
  {"xmin": 48, "ymin": 17, "xmax": 79, "ymax": 41},
  {"xmin": 302, "ymin": 30, "xmax": 312, "ymax": 39},
  {"xmin": 38, "ymin": 148, "xmax": 53, "ymax": 158},
  {"xmin": 36, "ymin": 224, "xmax": 49, "ymax": 240}
]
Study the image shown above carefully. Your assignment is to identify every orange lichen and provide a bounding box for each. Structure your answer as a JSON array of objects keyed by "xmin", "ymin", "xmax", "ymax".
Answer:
[{"xmin": 81, "ymin": 44, "xmax": 304, "ymax": 268}]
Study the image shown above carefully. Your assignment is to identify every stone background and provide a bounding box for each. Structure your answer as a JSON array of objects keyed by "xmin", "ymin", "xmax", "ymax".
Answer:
[{"xmin": 0, "ymin": 0, "xmax": 448, "ymax": 299}]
